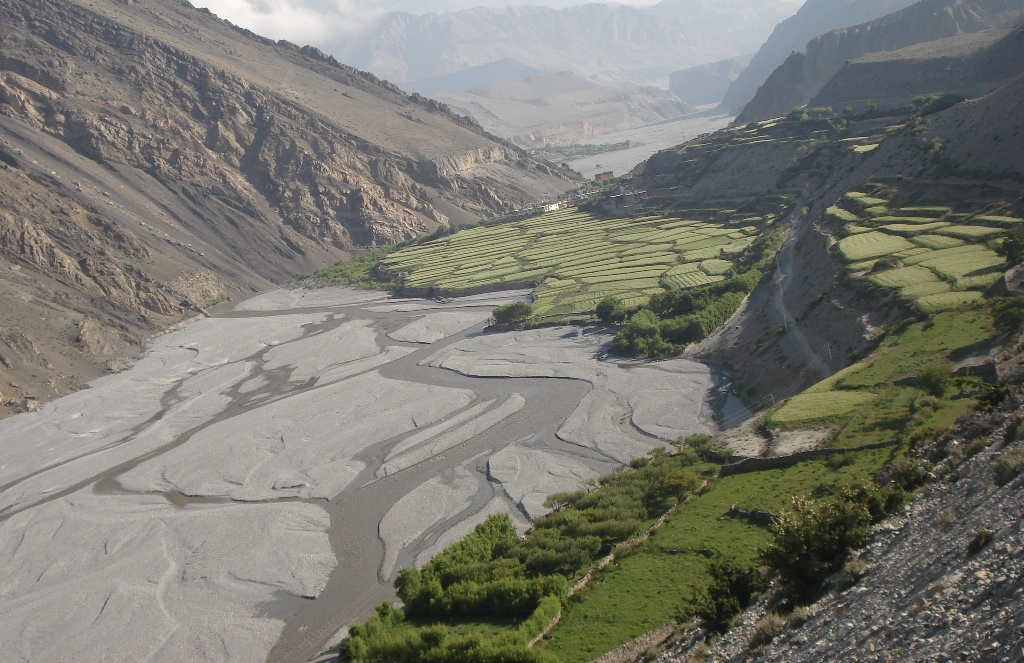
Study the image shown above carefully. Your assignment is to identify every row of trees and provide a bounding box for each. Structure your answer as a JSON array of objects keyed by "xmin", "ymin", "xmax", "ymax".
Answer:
[{"xmin": 344, "ymin": 437, "xmax": 718, "ymax": 661}]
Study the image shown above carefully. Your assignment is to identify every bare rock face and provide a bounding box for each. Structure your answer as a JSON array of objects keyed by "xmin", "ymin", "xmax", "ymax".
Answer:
[
  {"xmin": 0, "ymin": 0, "xmax": 576, "ymax": 418},
  {"xmin": 735, "ymin": 0, "xmax": 1024, "ymax": 123}
]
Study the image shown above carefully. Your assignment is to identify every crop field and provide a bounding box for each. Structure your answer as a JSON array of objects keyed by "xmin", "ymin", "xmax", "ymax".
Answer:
[
  {"xmin": 771, "ymin": 390, "xmax": 876, "ymax": 424},
  {"xmin": 828, "ymin": 189, "xmax": 1011, "ymax": 311},
  {"xmin": 380, "ymin": 204, "xmax": 788, "ymax": 320}
]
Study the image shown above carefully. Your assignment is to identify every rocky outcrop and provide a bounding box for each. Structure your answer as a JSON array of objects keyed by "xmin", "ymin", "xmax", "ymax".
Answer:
[
  {"xmin": 0, "ymin": 0, "xmax": 576, "ymax": 418},
  {"xmin": 736, "ymin": 0, "xmax": 1024, "ymax": 123}
]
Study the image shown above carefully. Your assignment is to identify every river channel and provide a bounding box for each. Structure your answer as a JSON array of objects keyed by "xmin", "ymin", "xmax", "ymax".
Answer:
[{"xmin": 0, "ymin": 286, "xmax": 725, "ymax": 662}]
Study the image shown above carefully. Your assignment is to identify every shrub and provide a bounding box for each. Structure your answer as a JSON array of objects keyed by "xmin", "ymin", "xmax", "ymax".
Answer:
[
  {"xmin": 683, "ymin": 557, "xmax": 766, "ymax": 633},
  {"xmin": 746, "ymin": 613, "xmax": 785, "ymax": 654},
  {"xmin": 596, "ymin": 296, "xmax": 627, "ymax": 323},
  {"xmin": 997, "ymin": 226, "xmax": 1024, "ymax": 266},
  {"xmin": 917, "ymin": 361, "xmax": 951, "ymax": 397},
  {"xmin": 967, "ymin": 524, "xmax": 996, "ymax": 557},
  {"xmin": 760, "ymin": 495, "xmax": 872, "ymax": 605},
  {"xmin": 994, "ymin": 447, "xmax": 1024, "ymax": 486},
  {"xmin": 786, "ymin": 606, "xmax": 809, "ymax": 628},
  {"xmin": 613, "ymin": 309, "xmax": 672, "ymax": 356},
  {"xmin": 682, "ymin": 434, "xmax": 731, "ymax": 463},
  {"xmin": 493, "ymin": 301, "xmax": 533, "ymax": 325},
  {"xmin": 837, "ymin": 558, "xmax": 868, "ymax": 591}
]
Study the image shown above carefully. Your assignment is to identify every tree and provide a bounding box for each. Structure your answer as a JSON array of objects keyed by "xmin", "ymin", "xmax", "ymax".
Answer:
[
  {"xmin": 492, "ymin": 301, "xmax": 533, "ymax": 325},
  {"xmin": 997, "ymin": 226, "xmax": 1024, "ymax": 266},
  {"xmin": 596, "ymin": 296, "xmax": 626, "ymax": 323},
  {"xmin": 659, "ymin": 468, "xmax": 703, "ymax": 501},
  {"xmin": 613, "ymin": 309, "xmax": 671, "ymax": 356},
  {"xmin": 685, "ymin": 558, "xmax": 766, "ymax": 633},
  {"xmin": 760, "ymin": 495, "xmax": 872, "ymax": 604}
]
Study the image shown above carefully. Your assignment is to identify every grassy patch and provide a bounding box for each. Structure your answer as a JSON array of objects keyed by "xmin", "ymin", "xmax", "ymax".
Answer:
[
  {"xmin": 539, "ymin": 450, "xmax": 892, "ymax": 662},
  {"xmin": 771, "ymin": 391, "xmax": 877, "ymax": 424}
]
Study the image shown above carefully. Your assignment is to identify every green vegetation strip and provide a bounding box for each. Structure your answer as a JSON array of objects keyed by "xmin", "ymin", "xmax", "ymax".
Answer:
[{"xmin": 372, "ymin": 203, "xmax": 790, "ymax": 320}]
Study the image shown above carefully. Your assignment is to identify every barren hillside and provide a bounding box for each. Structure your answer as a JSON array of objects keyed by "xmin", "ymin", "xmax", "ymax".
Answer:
[
  {"xmin": 736, "ymin": 0, "xmax": 1024, "ymax": 123},
  {"xmin": 811, "ymin": 24, "xmax": 1024, "ymax": 111},
  {"xmin": 721, "ymin": 0, "xmax": 921, "ymax": 113},
  {"xmin": 0, "ymin": 0, "xmax": 576, "ymax": 418}
]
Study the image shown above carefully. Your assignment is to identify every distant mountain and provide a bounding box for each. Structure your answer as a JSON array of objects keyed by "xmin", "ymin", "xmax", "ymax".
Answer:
[
  {"xmin": 669, "ymin": 54, "xmax": 754, "ymax": 106},
  {"xmin": 433, "ymin": 72, "xmax": 692, "ymax": 146},
  {"xmin": 811, "ymin": 23, "xmax": 1024, "ymax": 111},
  {"xmin": 736, "ymin": 0, "xmax": 1024, "ymax": 122},
  {"xmin": 329, "ymin": 3, "xmax": 794, "ymax": 89},
  {"xmin": 648, "ymin": 0, "xmax": 797, "ymax": 53},
  {"xmin": 720, "ymin": 0, "xmax": 922, "ymax": 113},
  {"xmin": 405, "ymin": 59, "xmax": 550, "ymax": 96}
]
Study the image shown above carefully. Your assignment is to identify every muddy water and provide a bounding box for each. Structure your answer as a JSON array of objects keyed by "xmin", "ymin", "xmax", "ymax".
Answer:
[{"xmin": 0, "ymin": 288, "xmax": 717, "ymax": 663}]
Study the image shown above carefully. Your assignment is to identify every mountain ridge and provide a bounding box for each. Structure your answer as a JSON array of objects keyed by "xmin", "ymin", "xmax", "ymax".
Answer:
[
  {"xmin": 721, "ymin": 0, "xmax": 922, "ymax": 113},
  {"xmin": 736, "ymin": 0, "xmax": 1024, "ymax": 123},
  {"xmin": 0, "ymin": 0, "xmax": 575, "ymax": 418}
]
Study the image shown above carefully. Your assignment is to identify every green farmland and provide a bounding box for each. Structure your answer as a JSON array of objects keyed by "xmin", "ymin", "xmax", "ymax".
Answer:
[
  {"xmin": 378, "ymin": 205, "xmax": 790, "ymax": 321},
  {"xmin": 831, "ymin": 187, "xmax": 1016, "ymax": 311}
]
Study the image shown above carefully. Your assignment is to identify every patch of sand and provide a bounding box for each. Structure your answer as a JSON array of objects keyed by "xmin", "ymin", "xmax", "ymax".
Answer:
[
  {"xmin": 0, "ymin": 489, "xmax": 334, "ymax": 663},
  {"xmin": 387, "ymin": 311, "xmax": 492, "ymax": 344}
]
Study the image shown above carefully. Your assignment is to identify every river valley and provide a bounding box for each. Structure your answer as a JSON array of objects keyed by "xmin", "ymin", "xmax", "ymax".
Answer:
[{"xmin": 0, "ymin": 286, "xmax": 718, "ymax": 662}]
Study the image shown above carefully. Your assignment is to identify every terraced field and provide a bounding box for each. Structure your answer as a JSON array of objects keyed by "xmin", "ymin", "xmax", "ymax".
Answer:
[
  {"xmin": 831, "ymin": 189, "xmax": 1015, "ymax": 311},
  {"xmin": 380, "ymin": 206, "xmax": 789, "ymax": 320}
]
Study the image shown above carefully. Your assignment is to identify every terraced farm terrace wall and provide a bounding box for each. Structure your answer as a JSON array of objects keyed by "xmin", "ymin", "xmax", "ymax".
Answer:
[{"xmin": 378, "ymin": 203, "xmax": 793, "ymax": 322}]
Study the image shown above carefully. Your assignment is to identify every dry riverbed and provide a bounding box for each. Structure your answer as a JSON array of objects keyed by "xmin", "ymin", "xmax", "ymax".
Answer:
[{"xmin": 0, "ymin": 286, "xmax": 717, "ymax": 662}]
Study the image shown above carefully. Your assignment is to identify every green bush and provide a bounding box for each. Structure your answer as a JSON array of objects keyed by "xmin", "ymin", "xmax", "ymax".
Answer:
[
  {"xmin": 746, "ymin": 613, "xmax": 785, "ymax": 654},
  {"xmin": 682, "ymin": 434, "xmax": 732, "ymax": 463},
  {"xmin": 682, "ymin": 557, "xmax": 766, "ymax": 633},
  {"xmin": 994, "ymin": 447, "xmax": 1024, "ymax": 486},
  {"xmin": 992, "ymin": 295, "xmax": 1024, "ymax": 334},
  {"xmin": 596, "ymin": 296, "xmax": 627, "ymax": 323},
  {"xmin": 997, "ymin": 226, "xmax": 1024, "ymax": 266},
  {"xmin": 760, "ymin": 495, "xmax": 872, "ymax": 605},
  {"xmin": 917, "ymin": 361, "xmax": 951, "ymax": 397},
  {"xmin": 613, "ymin": 309, "xmax": 672, "ymax": 356},
  {"xmin": 493, "ymin": 301, "xmax": 533, "ymax": 325}
]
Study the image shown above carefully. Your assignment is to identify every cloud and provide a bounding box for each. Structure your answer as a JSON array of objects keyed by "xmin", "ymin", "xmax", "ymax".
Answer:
[
  {"xmin": 194, "ymin": 0, "xmax": 789, "ymax": 48},
  {"xmin": 193, "ymin": 0, "xmax": 385, "ymax": 44}
]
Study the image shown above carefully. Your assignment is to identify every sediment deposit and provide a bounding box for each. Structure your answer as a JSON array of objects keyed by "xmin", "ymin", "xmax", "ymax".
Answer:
[{"xmin": 0, "ymin": 286, "xmax": 716, "ymax": 663}]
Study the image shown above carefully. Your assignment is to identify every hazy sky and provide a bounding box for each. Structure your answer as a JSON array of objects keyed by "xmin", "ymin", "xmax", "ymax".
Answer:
[{"xmin": 193, "ymin": 0, "xmax": 714, "ymax": 46}]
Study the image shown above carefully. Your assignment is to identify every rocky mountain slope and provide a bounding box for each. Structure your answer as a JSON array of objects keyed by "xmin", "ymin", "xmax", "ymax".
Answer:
[
  {"xmin": 433, "ymin": 72, "xmax": 692, "ymax": 147},
  {"xmin": 721, "ymin": 0, "xmax": 921, "ymax": 114},
  {"xmin": 736, "ymin": 0, "xmax": 1024, "ymax": 123},
  {"xmin": 659, "ymin": 402, "xmax": 1024, "ymax": 663},
  {"xmin": 330, "ymin": 2, "xmax": 793, "ymax": 90},
  {"xmin": 0, "ymin": 0, "xmax": 575, "ymax": 419},
  {"xmin": 811, "ymin": 24, "xmax": 1024, "ymax": 112}
]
